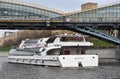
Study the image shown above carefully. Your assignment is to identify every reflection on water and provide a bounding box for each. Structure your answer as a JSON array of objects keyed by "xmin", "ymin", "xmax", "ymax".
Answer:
[{"xmin": 0, "ymin": 57, "xmax": 120, "ymax": 79}]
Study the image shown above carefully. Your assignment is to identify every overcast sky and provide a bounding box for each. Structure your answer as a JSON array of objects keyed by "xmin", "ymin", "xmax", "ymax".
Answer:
[
  {"xmin": 0, "ymin": 0, "xmax": 120, "ymax": 37},
  {"xmin": 24, "ymin": 0, "xmax": 120, "ymax": 12}
]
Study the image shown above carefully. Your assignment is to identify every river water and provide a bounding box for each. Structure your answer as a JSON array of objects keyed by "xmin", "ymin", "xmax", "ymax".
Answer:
[{"xmin": 0, "ymin": 57, "xmax": 120, "ymax": 79}]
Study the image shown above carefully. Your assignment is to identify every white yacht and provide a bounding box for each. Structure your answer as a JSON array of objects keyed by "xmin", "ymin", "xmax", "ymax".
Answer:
[{"xmin": 8, "ymin": 34, "xmax": 98, "ymax": 67}]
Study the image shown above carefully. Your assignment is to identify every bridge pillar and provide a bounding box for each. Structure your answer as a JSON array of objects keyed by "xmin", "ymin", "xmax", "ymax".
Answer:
[
  {"xmin": 108, "ymin": 29, "xmax": 118, "ymax": 37},
  {"xmin": 113, "ymin": 29, "xmax": 118, "ymax": 37},
  {"xmin": 118, "ymin": 30, "xmax": 120, "ymax": 38},
  {"xmin": 109, "ymin": 29, "xmax": 114, "ymax": 36}
]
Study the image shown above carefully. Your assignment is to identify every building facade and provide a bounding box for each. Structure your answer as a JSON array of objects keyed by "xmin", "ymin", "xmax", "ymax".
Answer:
[
  {"xmin": 65, "ymin": 2, "xmax": 120, "ymax": 22},
  {"xmin": 0, "ymin": 0, "xmax": 63, "ymax": 20},
  {"xmin": 81, "ymin": 2, "xmax": 98, "ymax": 11},
  {"xmin": 0, "ymin": 0, "xmax": 120, "ymax": 22}
]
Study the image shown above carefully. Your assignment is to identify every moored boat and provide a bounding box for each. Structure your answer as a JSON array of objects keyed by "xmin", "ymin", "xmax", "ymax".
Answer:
[{"xmin": 8, "ymin": 34, "xmax": 98, "ymax": 67}]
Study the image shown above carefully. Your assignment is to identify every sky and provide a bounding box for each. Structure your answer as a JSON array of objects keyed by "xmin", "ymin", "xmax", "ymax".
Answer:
[
  {"xmin": 0, "ymin": 0, "xmax": 120, "ymax": 37},
  {"xmin": 24, "ymin": 0, "xmax": 120, "ymax": 12}
]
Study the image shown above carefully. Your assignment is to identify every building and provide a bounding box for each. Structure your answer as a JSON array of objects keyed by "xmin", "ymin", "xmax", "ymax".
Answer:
[
  {"xmin": 0, "ymin": 0, "xmax": 120, "ymax": 22},
  {"xmin": 4, "ymin": 32, "xmax": 14, "ymax": 37},
  {"xmin": 65, "ymin": 2, "xmax": 120, "ymax": 22},
  {"xmin": 0, "ymin": 0, "xmax": 63, "ymax": 21},
  {"xmin": 81, "ymin": 2, "xmax": 98, "ymax": 11}
]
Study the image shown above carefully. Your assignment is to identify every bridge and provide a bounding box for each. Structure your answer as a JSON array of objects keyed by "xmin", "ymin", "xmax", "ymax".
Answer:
[
  {"xmin": 0, "ymin": 0, "xmax": 120, "ymax": 45},
  {"xmin": 0, "ymin": 20, "xmax": 120, "ymax": 45},
  {"xmin": 0, "ymin": 20, "xmax": 119, "ymax": 29}
]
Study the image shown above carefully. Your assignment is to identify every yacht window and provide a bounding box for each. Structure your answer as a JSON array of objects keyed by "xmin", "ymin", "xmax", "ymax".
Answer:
[
  {"xmin": 46, "ymin": 36, "xmax": 57, "ymax": 43},
  {"xmin": 41, "ymin": 48, "xmax": 45, "ymax": 52},
  {"xmin": 24, "ymin": 39, "xmax": 38, "ymax": 44},
  {"xmin": 39, "ymin": 48, "xmax": 45, "ymax": 52},
  {"xmin": 47, "ymin": 49, "xmax": 60, "ymax": 55},
  {"xmin": 60, "ymin": 37, "xmax": 84, "ymax": 42},
  {"xmin": 39, "ymin": 39, "xmax": 43, "ymax": 42}
]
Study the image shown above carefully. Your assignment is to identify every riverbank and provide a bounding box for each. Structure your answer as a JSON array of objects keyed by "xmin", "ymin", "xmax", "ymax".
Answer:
[{"xmin": 0, "ymin": 52, "xmax": 8, "ymax": 57}]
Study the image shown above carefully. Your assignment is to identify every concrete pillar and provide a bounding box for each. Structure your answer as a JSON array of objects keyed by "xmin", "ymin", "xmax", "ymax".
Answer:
[
  {"xmin": 113, "ymin": 29, "xmax": 118, "ymax": 37},
  {"xmin": 118, "ymin": 30, "xmax": 120, "ymax": 38},
  {"xmin": 111, "ymin": 29, "xmax": 114, "ymax": 36}
]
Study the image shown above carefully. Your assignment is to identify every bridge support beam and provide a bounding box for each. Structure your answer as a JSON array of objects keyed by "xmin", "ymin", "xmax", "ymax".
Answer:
[{"xmin": 114, "ymin": 29, "xmax": 118, "ymax": 37}]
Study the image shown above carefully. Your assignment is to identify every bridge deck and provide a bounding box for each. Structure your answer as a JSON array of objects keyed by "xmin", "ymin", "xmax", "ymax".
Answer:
[
  {"xmin": 0, "ymin": 20, "xmax": 120, "ymax": 45},
  {"xmin": 0, "ymin": 21, "xmax": 119, "ymax": 30}
]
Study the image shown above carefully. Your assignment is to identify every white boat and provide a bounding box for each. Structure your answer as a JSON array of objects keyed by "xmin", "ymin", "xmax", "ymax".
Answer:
[{"xmin": 8, "ymin": 34, "xmax": 98, "ymax": 67}]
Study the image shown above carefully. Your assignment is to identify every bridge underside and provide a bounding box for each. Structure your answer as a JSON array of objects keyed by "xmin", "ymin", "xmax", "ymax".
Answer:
[
  {"xmin": 0, "ymin": 21, "xmax": 119, "ymax": 30},
  {"xmin": 0, "ymin": 21, "xmax": 120, "ymax": 45}
]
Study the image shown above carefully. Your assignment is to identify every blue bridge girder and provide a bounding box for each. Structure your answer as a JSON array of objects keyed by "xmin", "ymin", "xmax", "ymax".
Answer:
[
  {"xmin": 0, "ymin": 21, "xmax": 120, "ymax": 44},
  {"xmin": 68, "ymin": 26, "xmax": 120, "ymax": 45}
]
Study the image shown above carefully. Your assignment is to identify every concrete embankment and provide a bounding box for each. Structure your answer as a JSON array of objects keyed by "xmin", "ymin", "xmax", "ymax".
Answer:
[
  {"xmin": 0, "ymin": 52, "xmax": 8, "ymax": 57},
  {"xmin": 86, "ymin": 48, "xmax": 116, "ymax": 58},
  {"xmin": 86, "ymin": 48, "xmax": 120, "ymax": 64}
]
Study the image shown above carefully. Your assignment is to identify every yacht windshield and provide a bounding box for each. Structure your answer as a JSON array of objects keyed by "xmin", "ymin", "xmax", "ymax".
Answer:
[
  {"xmin": 46, "ymin": 36, "xmax": 57, "ymax": 43},
  {"xmin": 60, "ymin": 36, "xmax": 84, "ymax": 42}
]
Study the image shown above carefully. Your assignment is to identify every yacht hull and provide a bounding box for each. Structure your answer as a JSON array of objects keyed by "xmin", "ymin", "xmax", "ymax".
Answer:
[{"xmin": 8, "ymin": 55, "xmax": 98, "ymax": 67}]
